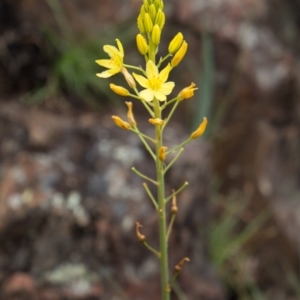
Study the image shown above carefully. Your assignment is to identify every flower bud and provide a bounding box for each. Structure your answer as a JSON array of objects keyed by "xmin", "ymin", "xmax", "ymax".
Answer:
[
  {"xmin": 155, "ymin": 9, "xmax": 165, "ymax": 29},
  {"xmin": 149, "ymin": 4, "xmax": 156, "ymax": 21},
  {"xmin": 148, "ymin": 118, "xmax": 164, "ymax": 125},
  {"xmin": 136, "ymin": 34, "xmax": 149, "ymax": 55},
  {"xmin": 168, "ymin": 32, "xmax": 183, "ymax": 55},
  {"xmin": 171, "ymin": 41, "xmax": 188, "ymax": 67},
  {"xmin": 151, "ymin": 24, "xmax": 161, "ymax": 46},
  {"xmin": 110, "ymin": 83, "xmax": 130, "ymax": 96},
  {"xmin": 121, "ymin": 68, "xmax": 136, "ymax": 88},
  {"xmin": 190, "ymin": 117, "xmax": 208, "ymax": 139},
  {"xmin": 178, "ymin": 82, "xmax": 198, "ymax": 100},
  {"xmin": 137, "ymin": 15, "xmax": 146, "ymax": 34},
  {"xmin": 154, "ymin": 0, "xmax": 163, "ymax": 10},
  {"xmin": 143, "ymin": 0, "xmax": 150, "ymax": 11},
  {"xmin": 140, "ymin": 5, "xmax": 146, "ymax": 17},
  {"xmin": 112, "ymin": 115, "xmax": 131, "ymax": 130},
  {"xmin": 159, "ymin": 146, "xmax": 168, "ymax": 161},
  {"xmin": 125, "ymin": 101, "xmax": 137, "ymax": 126},
  {"xmin": 144, "ymin": 13, "xmax": 153, "ymax": 33}
]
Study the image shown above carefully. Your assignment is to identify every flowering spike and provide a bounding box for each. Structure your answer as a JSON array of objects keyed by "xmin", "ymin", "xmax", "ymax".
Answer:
[
  {"xmin": 168, "ymin": 32, "xmax": 183, "ymax": 55},
  {"xmin": 190, "ymin": 117, "xmax": 208, "ymax": 139},
  {"xmin": 110, "ymin": 84, "xmax": 130, "ymax": 96},
  {"xmin": 178, "ymin": 82, "xmax": 198, "ymax": 100},
  {"xmin": 136, "ymin": 34, "xmax": 149, "ymax": 55},
  {"xmin": 112, "ymin": 115, "xmax": 131, "ymax": 130},
  {"xmin": 159, "ymin": 146, "xmax": 168, "ymax": 161},
  {"xmin": 125, "ymin": 101, "xmax": 137, "ymax": 126},
  {"xmin": 144, "ymin": 13, "xmax": 154, "ymax": 33},
  {"xmin": 151, "ymin": 24, "xmax": 161, "ymax": 46},
  {"xmin": 171, "ymin": 41, "xmax": 188, "ymax": 67}
]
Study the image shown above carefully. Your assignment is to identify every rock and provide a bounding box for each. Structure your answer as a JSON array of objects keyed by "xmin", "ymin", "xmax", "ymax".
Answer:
[{"xmin": 2, "ymin": 273, "xmax": 38, "ymax": 300}]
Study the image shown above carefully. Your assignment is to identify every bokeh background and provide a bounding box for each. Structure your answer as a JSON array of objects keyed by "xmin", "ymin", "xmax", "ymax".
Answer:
[{"xmin": 1, "ymin": 0, "xmax": 300, "ymax": 299}]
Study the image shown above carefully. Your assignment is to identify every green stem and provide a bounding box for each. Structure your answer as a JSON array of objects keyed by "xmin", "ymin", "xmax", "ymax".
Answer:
[
  {"xmin": 132, "ymin": 167, "xmax": 158, "ymax": 185},
  {"xmin": 165, "ymin": 182, "xmax": 189, "ymax": 203},
  {"xmin": 164, "ymin": 148, "xmax": 184, "ymax": 175},
  {"xmin": 143, "ymin": 241, "xmax": 161, "ymax": 258},
  {"xmin": 162, "ymin": 101, "xmax": 179, "ymax": 131},
  {"xmin": 166, "ymin": 213, "xmax": 176, "ymax": 241},
  {"xmin": 123, "ymin": 64, "xmax": 145, "ymax": 74},
  {"xmin": 166, "ymin": 138, "xmax": 191, "ymax": 155},
  {"xmin": 157, "ymin": 54, "xmax": 171, "ymax": 68},
  {"xmin": 153, "ymin": 97, "xmax": 170, "ymax": 300},
  {"xmin": 142, "ymin": 182, "xmax": 158, "ymax": 209}
]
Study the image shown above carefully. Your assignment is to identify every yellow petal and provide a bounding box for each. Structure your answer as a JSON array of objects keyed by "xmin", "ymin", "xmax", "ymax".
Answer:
[
  {"xmin": 133, "ymin": 73, "xmax": 150, "ymax": 89},
  {"xmin": 103, "ymin": 45, "xmax": 121, "ymax": 58},
  {"xmin": 116, "ymin": 39, "xmax": 124, "ymax": 55},
  {"xmin": 154, "ymin": 91, "xmax": 167, "ymax": 101},
  {"xmin": 160, "ymin": 82, "xmax": 175, "ymax": 95},
  {"xmin": 146, "ymin": 60, "xmax": 158, "ymax": 78},
  {"xmin": 95, "ymin": 59, "xmax": 113, "ymax": 68},
  {"xmin": 158, "ymin": 63, "xmax": 171, "ymax": 83},
  {"xmin": 140, "ymin": 89, "xmax": 155, "ymax": 102},
  {"xmin": 96, "ymin": 70, "xmax": 115, "ymax": 78}
]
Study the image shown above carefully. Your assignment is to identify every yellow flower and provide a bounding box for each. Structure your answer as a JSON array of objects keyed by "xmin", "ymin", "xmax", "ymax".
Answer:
[
  {"xmin": 133, "ymin": 60, "xmax": 174, "ymax": 102},
  {"xmin": 96, "ymin": 39, "xmax": 124, "ymax": 78}
]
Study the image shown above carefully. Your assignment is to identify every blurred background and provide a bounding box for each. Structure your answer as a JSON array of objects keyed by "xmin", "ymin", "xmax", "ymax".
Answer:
[{"xmin": 1, "ymin": 0, "xmax": 300, "ymax": 299}]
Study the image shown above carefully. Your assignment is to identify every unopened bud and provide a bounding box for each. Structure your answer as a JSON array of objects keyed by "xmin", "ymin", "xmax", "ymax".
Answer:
[
  {"xmin": 190, "ymin": 117, "xmax": 208, "ymax": 139},
  {"xmin": 168, "ymin": 32, "xmax": 183, "ymax": 55},
  {"xmin": 137, "ymin": 15, "xmax": 146, "ymax": 34},
  {"xmin": 136, "ymin": 222, "xmax": 146, "ymax": 242},
  {"xmin": 154, "ymin": 0, "xmax": 163, "ymax": 10},
  {"xmin": 171, "ymin": 41, "xmax": 188, "ymax": 67},
  {"xmin": 178, "ymin": 82, "xmax": 198, "ymax": 100},
  {"xmin": 143, "ymin": 0, "xmax": 150, "ymax": 11},
  {"xmin": 144, "ymin": 13, "xmax": 153, "ymax": 33},
  {"xmin": 149, "ymin": 4, "xmax": 156, "ymax": 21},
  {"xmin": 121, "ymin": 68, "xmax": 136, "ymax": 88},
  {"xmin": 125, "ymin": 101, "xmax": 137, "ymax": 126},
  {"xmin": 110, "ymin": 83, "xmax": 130, "ymax": 96},
  {"xmin": 136, "ymin": 34, "xmax": 149, "ymax": 55},
  {"xmin": 159, "ymin": 146, "xmax": 168, "ymax": 161},
  {"xmin": 112, "ymin": 115, "xmax": 131, "ymax": 130},
  {"xmin": 151, "ymin": 24, "xmax": 161, "ymax": 46},
  {"xmin": 148, "ymin": 118, "xmax": 164, "ymax": 125},
  {"xmin": 155, "ymin": 9, "xmax": 165, "ymax": 29}
]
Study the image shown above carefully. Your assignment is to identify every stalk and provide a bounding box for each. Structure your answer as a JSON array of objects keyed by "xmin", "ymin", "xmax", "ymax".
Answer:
[{"xmin": 153, "ymin": 97, "xmax": 170, "ymax": 300}]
